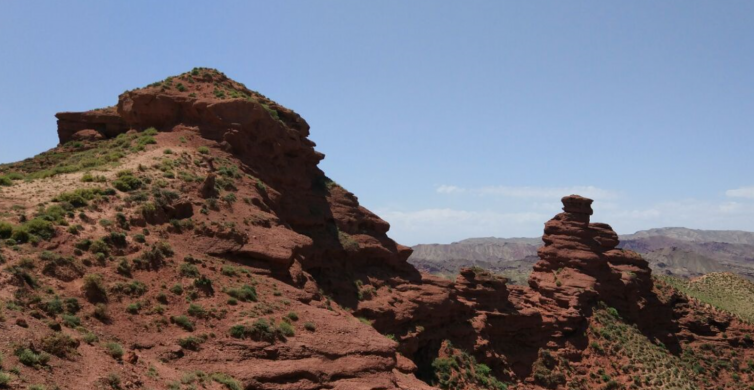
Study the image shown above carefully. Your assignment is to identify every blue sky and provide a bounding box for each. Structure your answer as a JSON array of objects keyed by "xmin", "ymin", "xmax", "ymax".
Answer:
[{"xmin": 2, "ymin": 2, "xmax": 754, "ymax": 245}]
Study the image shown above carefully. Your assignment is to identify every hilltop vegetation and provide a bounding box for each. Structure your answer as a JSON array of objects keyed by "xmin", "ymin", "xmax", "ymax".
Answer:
[{"xmin": 660, "ymin": 273, "xmax": 754, "ymax": 324}]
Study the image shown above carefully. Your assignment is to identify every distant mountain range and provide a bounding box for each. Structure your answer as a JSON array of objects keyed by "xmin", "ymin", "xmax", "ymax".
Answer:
[{"xmin": 409, "ymin": 227, "xmax": 754, "ymax": 283}]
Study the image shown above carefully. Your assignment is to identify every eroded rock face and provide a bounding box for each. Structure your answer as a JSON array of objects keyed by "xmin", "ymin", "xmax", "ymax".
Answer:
[
  {"xmin": 56, "ymin": 107, "xmax": 129, "ymax": 144},
  {"xmin": 529, "ymin": 195, "xmax": 654, "ymax": 324},
  {"xmin": 43, "ymin": 71, "xmax": 754, "ymax": 390}
]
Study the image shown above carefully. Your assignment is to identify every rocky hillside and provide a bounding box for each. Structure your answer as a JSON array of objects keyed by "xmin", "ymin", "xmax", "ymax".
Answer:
[
  {"xmin": 0, "ymin": 70, "xmax": 752, "ymax": 390},
  {"xmin": 622, "ymin": 227, "xmax": 754, "ymax": 245}
]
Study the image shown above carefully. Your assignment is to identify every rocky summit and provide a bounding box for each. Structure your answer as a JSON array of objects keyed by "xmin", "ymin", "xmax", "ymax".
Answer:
[{"xmin": 0, "ymin": 69, "xmax": 753, "ymax": 390}]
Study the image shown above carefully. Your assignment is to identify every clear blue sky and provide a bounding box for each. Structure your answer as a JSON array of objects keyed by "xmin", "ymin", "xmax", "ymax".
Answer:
[{"xmin": 2, "ymin": 2, "xmax": 754, "ymax": 245}]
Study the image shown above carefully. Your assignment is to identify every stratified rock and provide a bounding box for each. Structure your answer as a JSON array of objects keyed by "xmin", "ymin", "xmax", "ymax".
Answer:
[
  {"xmin": 56, "ymin": 107, "xmax": 129, "ymax": 144},
  {"xmin": 529, "ymin": 195, "xmax": 659, "ymax": 326}
]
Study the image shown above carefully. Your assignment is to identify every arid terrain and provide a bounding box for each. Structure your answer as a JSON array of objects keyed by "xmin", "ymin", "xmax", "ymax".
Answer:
[
  {"xmin": 410, "ymin": 227, "xmax": 754, "ymax": 283},
  {"xmin": 0, "ymin": 69, "xmax": 753, "ymax": 390}
]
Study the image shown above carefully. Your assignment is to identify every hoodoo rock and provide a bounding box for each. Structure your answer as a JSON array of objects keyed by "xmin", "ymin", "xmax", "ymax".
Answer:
[{"xmin": 529, "ymin": 195, "xmax": 657, "ymax": 326}]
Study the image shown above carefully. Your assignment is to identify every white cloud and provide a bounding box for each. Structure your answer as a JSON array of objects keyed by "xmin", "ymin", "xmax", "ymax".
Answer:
[
  {"xmin": 378, "ymin": 208, "xmax": 548, "ymax": 245},
  {"xmin": 726, "ymin": 186, "xmax": 754, "ymax": 199},
  {"xmin": 436, "ymin": 185, "xmax": 618, "ymax": 200},
  {"xmin": 435, "ymin": 185, "xmax": 465, "ymax": 194}
]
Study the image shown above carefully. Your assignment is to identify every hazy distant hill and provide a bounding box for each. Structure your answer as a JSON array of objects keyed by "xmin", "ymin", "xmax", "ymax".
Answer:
[
  {"xmin": 409, "ymin": 227, "xmax": 754, "ymax": 282},
  {"xmin": 622, "ymin": 227, "xmax": 754, "ymax": 245}
]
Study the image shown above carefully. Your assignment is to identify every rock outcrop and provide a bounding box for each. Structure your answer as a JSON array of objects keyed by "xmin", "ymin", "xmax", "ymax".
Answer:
[
  {"xmin": 529, "ymin": 195, "xmax": 654, "ymax": 322},
  {"xmin": 0, "ymin": 69, "xmax": 748, "ymax": 390}
]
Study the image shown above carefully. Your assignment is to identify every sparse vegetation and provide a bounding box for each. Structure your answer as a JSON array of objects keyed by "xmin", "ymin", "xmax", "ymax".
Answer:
[
  {"xmin": 659, "ymin": 273, "xmax": 754, "ymax": 323},
  {"xmin": 104, "ymin": 342, "xmax": 124, "ymax": 360}
]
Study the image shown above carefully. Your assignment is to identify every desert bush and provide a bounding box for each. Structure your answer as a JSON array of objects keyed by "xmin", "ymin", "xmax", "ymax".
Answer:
[
  {"xmin": 170, "ymin": 284, "xmax": 184, "ymax": 295},
  {"xmin": 125, "ymin": 302, "xmax": 141, "ymax": 314},
  {"xmin": 211, "ymin": 373, "xmax": 242, "ymax": 390},
  {"xmin": 62, "ymin": 314, "xmax": 80, "ymax": 327},
  {"xmin": 94, "ymin": 303, "xmax": 110, "ymax": 322},
  {"xmin": 42, "ymin": 296, "xmax": 64, "ymax": 316},
  {"xmin": 187, "ymin": 304, "xmax": 207, "ymax": 318},
  {"xmin": 104, "ymin": 342, "xmax": 123, "ymax": 360},
  {"xmin": 15, "ymin": 348, "xmax": 51, "ymax": 367},
  {"xmin": 0, "ymin": 221, "xmax": 13, "ymax": 238},
  {"xmin": 113, "ymin": 171, "xmax": 142, "ymax": 192},
  {"xmin": 116, "ymin": 258, "xmax": 132, "ymax": 277},
  {"xmin": 225, "ymin": 285, "xmax": 257, "ymax": 302},
  {"xmin": 177, "ymin": 336, "xmax": 205, "ymax": 351},
  {"xmin": 179, "ymin": 263, "xmax": 200, "ymax": 277},
  {"xmin": 171, "ymin": 315, "xmax": 195, "ymax": 331},
  {"xmin": 83, "ymin": 274, "xmax": 108, "ymax": 302},
  {"xmin": 64, "ymin": 297, "xmax": 81, "ymax": 313},
  {"xmin": 111, "ymin": 281, "xmax": 147, "ymax": 297},
  {"xmin": 40, "ymin": 333, "xmax": 79, "ymax": 357},
  {"xmin": 90, "ymin": 239, "xmax": 109, "ymax": 255},
  {"xmin": 278, "ymin": 321, "xmax": 295, "ymax": 337}
]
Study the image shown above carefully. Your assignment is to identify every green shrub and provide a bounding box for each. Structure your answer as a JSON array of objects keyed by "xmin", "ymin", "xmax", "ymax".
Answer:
[
  {"xmin": 0, "ymin": 372, "xmax": 10, "ymax": 386},
  {"xmin": 15, "ymin": 348, "xmax": 51, "ymax": 367},
  {"xmin": 111, "ymin": 281, "xmax": 148, "ymax": 297},
  {"xmin": 113, "ymin": 172, "xmax": 143, "ymax": 192},
  {"xmin": 187, "ymin": 304, "xmax": 207, "ymax": 318},
  {"xmin": 106, "ymin": 232, "xmax": 127, "ymax": 247},
  {"xmin": 83, "ymin": 332, "xmax": 99, "ymax": 344},
  {"xmin": 177, "ymin": 336, "xmax": 204, "ymax": 350},
  {"xmin": 82, "ymin": 274, "xmax": 108, "ymax": 302},
  {"xmin": 226, "ymin": 285, "xmax": 257, "ymax": 302},
  {"xmin": 75, "ymin": 238, "xmax": 92, "ymax": 251},
  {"xmin": 42, "ymin": 296, "xmax": 64, "ymax": 316},
  {"xmin": 211, "ymin": 373, "xmax": 242, "ymax": 390},
  {"xmin": 62, "ymin": 314, "xmax": 81, "ymax": 327},
  {"xmin": 105, "ymin": 373, "xmax": 121, "ymax": 389},
  {"xmin": 279, "ymin": 321, "xmax": 295, "ymax": 337},
  {"xmin": 125, "ymin": 302, "xmax": 141, "ymax": 314},
  {"xmin": 304, "ymin": 322, "xmax": 316, "ymax": 332},
  {"xmin": 0, "ymin": 221, "xmax": 12, "ymax": 238},
  {"xmin": 179, "ymin": 263, "xmax": 200, "ymax": 277},
  {"xmin": 221, "ymin": 265, "xmax": 238, "ymax": 277},
  {"xmin": 94, "ymin": 303, "xmax": 110, "ymax": 322},
  {"xmin": 40, "ymin": 333, "xmax": 79, "ymax": 357},
  {"xmin": 104, "ymin": 342, "xmax": 124, "ymax": 360},
  {"xmin": 193, "ymin": 275, "xmax": 213, "ymax": 289},
  {"xmin": 116, "ymin": 258, "xmax": 132, "ymax": 277},
  {"xmin": 138, "ymin": 136, "xmax": 156, "ymax": 146},
  {"xmin": 10, "ymin": 228, "xmax": 30, "ymax": 243},
  {"xmin": 171, "ymin": 315, "xmax": 195, "ymax": 331},
  {"xmin": 156, "ymin": 241, "xmax": 174, "ymax": 256},
  {"xmin": 90, "ymin": 239, "xmax": 109, "ymax": 255},
  {"xmin": 170, "ymin": 284, "xmax": 184, "ymax": 295},
  {"xmin": 286, "ymin": 312, "xmax": 299, "ymax": 321},
  {"xmin": 197, "ymin": 146, "xmax": 209, "ymax": 155},
  {"xmin": 64, "ymin": 297, "xmax": 81, "ymax": 313},
  {"xmin": 23, "ymin": 218, "xmax": 56, "ymax": 240}
]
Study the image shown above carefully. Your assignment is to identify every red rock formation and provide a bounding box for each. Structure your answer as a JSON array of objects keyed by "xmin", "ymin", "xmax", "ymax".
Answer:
[
  {"xmin": 32, "ymin": 71, "xmax": 753, "ymax": 390},
  {"xmin": 529, "ymin": 195, "xmax": 656, "ymax": 324}
]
